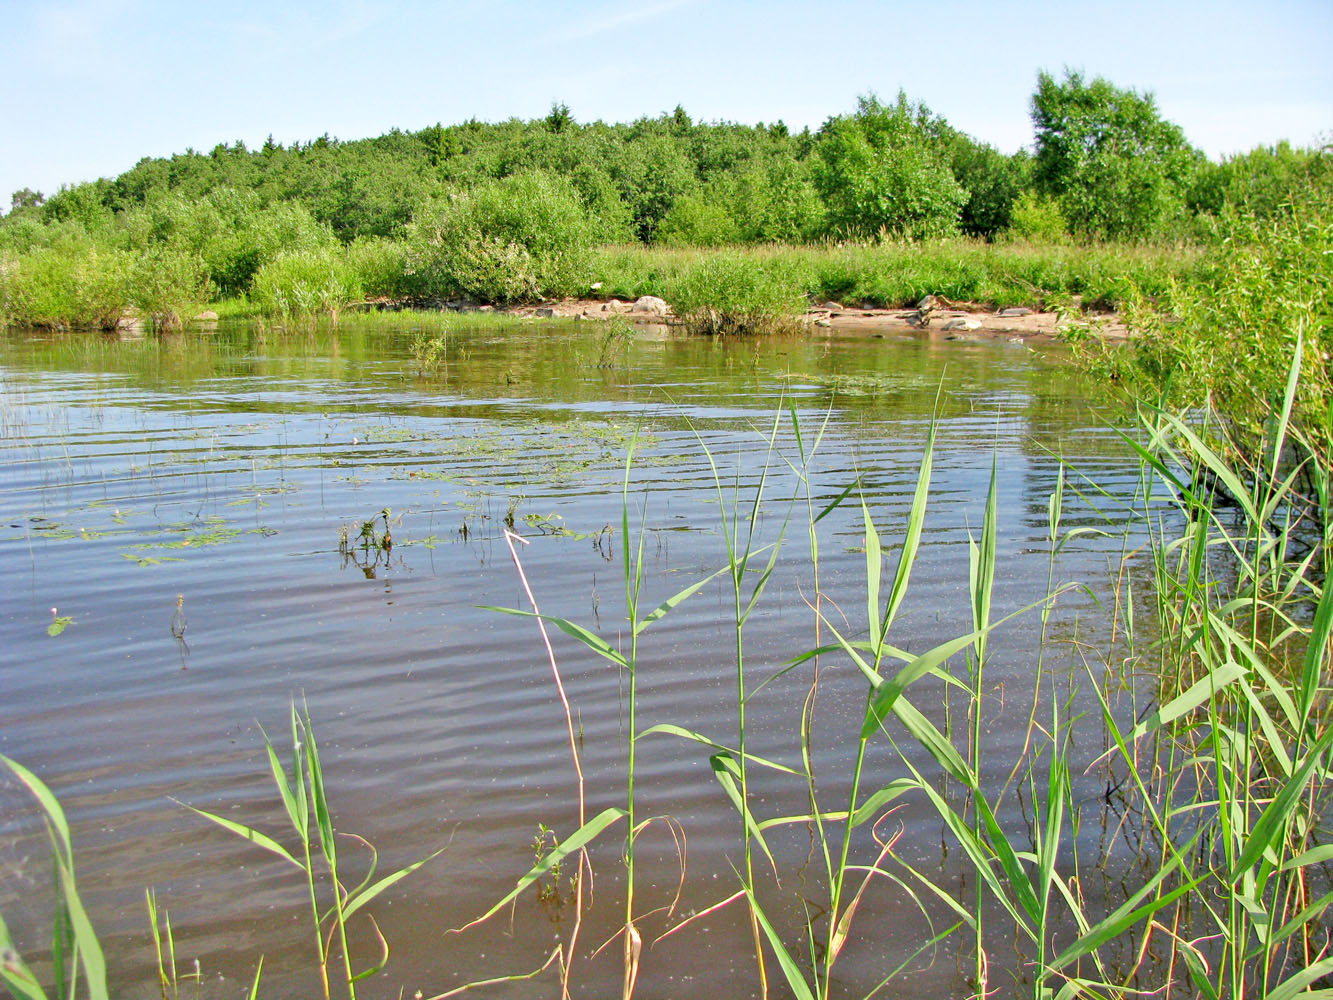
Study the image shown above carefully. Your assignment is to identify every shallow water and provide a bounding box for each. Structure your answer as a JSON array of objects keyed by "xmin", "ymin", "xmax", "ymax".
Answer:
[{"xmin": 0, "ymin": 318, "xmax": 1145, "ymax": 998}]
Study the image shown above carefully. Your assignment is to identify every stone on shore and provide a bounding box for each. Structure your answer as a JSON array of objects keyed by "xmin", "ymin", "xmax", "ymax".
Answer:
[
  {"xmin": 942, "ymin": 317, "xmax": 983, "ymax": 331},
  {"xmin": 630, "ymin": 295, "xmax": 669, "ymax": 317}
]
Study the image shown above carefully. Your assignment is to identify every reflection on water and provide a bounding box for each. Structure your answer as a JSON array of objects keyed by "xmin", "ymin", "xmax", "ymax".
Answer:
[{"xmin": 0, "ymin": 318, "xmax": 1144, "ymax": 998}]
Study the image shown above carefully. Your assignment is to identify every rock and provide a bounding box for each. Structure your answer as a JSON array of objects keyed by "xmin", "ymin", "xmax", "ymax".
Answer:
[
  {"xmin": 535, "ymin": 307, "xmax": 556, "ymax": 318},
  {"xmin": 477, "ymin": 305, "xmax": 494, "ymax": 313},
  {"xmin": 820, "ymin": 301, "xmax": 843, "ymax": 311},
  {"xmin": 1000, "ymin": 307, "xmax": 1033, "ymax": 318},
  {"xmin": 814, "ymin": 318, "xmax": 832, "ymax": 328},
  {"xmin": 942, "ymin": 318, "xmax": 983, "ymax": 331},
  {"xmin": 193, "ymin": 310, "xmax": 219, "ymax": 322},
  {"xmin": 907, "ymin": 310, "xmax": 931, "ymax": 328},
  {"xmin": 630, "ymin": 295, "xmax": 669, "ymax": 316},
  {"xmin": 915, "ymin": 294, "xmax": 940, "ymax": 311}
]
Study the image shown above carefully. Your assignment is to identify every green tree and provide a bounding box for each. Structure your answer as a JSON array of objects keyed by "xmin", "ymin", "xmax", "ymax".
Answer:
[
  {"xmin": 943, "ymin": 138, "xmax": 1024, "ymax": 239},
  {"xmin": 1031, "ymin": 69, "xmax": 1199, "ymax": 240},
  {"xmin": 1188, "ymin": 141, "xmax": 1331, "ymax": 221},
  {"xmin": 9, "ymin": 188, "xmax": 45, "ymax": 214},
  {"xmin": 812, "ymin": 93, "xmax": 967, "ymax": 240}
]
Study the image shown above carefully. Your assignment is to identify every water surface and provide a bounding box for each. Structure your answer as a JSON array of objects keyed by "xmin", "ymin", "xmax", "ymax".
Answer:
[{"xmin": 0, "ymin": 318, "xmax": 1143, "ymax": 998}]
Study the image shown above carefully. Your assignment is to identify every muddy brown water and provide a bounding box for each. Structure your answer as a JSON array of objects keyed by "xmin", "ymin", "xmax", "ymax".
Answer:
[{"xmin": 1, "ymin": 319, "xmax": 1148, "ymax": 998}]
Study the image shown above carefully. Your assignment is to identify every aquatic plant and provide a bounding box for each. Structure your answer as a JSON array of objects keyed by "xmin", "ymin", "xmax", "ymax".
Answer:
[
  {"xmin": 0, "ymin": 755, "xmax": 108, "ymax": 1000},
  {"xmin": 181, "ymin": 702, "xmax": 442, "ymax": 999}
]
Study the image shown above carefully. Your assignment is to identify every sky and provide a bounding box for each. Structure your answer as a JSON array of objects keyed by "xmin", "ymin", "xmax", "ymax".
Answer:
[{"xmin": 2, "ymin": 0, "xmax": 1330, "ymax": 207}]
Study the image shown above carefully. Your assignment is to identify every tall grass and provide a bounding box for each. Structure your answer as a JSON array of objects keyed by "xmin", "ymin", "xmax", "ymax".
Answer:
[
  {"xmin": 664, "ymin": 251, "xmax": 807, "ymax": 334},
  {"xmin": 249, "ymin": 248, "xmax": 363, "ymax": 323},
  {"xmin": 591, "ymin": 239, "xmax": 1200, "ymax": 312}
]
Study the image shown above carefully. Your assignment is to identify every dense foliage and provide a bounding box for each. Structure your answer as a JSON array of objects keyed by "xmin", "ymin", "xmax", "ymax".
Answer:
[
  {"xmin": 1031, "ymin": 70, "xmax": 1201, "ymax": 239},
  {"xmin": 0, "ymin": 76, "xmax": 1326, "ymax": 330}
]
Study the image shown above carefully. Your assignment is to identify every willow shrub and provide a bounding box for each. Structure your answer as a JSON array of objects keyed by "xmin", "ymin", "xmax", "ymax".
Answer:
[
  {"xmin": 250, "ymin": 246, "xmax": 363, "ymax": 322},
  {"xmin": 120, "ymin": 190, "xmax": 337, "ymax": 297},
  {"xmin": 1, "ymin": 242, "xmax": 131, "ymax": 330},
  {"xmin": 127, "ymin": 246, "xmax": 212, "ymax": 332},
  {"xmin": 1076, "ymin": 184, "xmax": 1333, "ymax": 464},
  {"xmin": 345, "ymin": 236, "xmax": 409, "ymax": 300},
  {"xmin": 405, "ymin": 171, "xmax": 599, "ymax": 303}
]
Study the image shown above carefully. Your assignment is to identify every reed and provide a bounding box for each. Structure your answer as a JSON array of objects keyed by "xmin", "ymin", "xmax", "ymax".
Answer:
[
  {"xmin": 181, "ymin": 702, "xmax": 442, "ymax": 999},
  {"xmin": 0, "ymin": 754, "xmax": 108, "ymax": 1000}
]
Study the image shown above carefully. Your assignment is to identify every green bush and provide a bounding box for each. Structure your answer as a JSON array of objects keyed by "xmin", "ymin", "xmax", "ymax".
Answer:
[
  {"xmin": 1116, "ymin": 188, "xmax": 1332, "ymax": 454},
  {"xmin": 127, "ymin": 246, "xmax": 212, "ymax": 331},
  {"xmin": 656, "ymin": 193, "xmax": 742, "ymax": 247},
  {"xmin": 121, "ymin": 189, "xmax": 336, "ymax": 296},
  {"xmin": 405, "ymin": 171, "xmax": 598, "ymax": 302},
  {"xmin": 664, "ymin": 250, "xmax": 808, "ymax": 334},
  {"xmin": 345, "ymin": 236, "xmax": 409, "ymax": 300},
  {"xmin": 1188, "ymin": 141, "xmax": 1331, "ymax": 220},
  {"xmin": 1006, "ymin": 191, "xmax": 1069, "ymax": 243},
  {"xmin": 2, "ymin": 241, "xmax": 131, "ymax": 330},
  {"xmin": 250, "ymin": 247, "xmax": 363, "ymax": 321}
]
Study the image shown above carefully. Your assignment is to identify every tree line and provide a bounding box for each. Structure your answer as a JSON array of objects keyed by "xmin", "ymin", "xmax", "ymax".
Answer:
[{"xmin": 7, "ymin": 70, "xmax": 1328, "ymax": 248}]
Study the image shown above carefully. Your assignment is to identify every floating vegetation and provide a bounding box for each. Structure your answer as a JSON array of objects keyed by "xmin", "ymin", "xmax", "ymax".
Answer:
[
  {"xmin": 46, "ymin": 607, "xmax": 73, "ymax": 637},
  {"xmin": 338, "ymin": 507, "xmax": 396, "ymax": 577}
]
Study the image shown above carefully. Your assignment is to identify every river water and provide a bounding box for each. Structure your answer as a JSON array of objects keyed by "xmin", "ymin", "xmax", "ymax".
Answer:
[{"xmin": 0, "ymin": 318, "xmax": 1146, "ymax": 998}]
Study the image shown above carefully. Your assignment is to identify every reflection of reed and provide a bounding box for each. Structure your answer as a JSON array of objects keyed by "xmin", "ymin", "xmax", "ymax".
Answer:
[{"xmin": 170, "ymin": 593, "xmax": 190, "ymax": 669}]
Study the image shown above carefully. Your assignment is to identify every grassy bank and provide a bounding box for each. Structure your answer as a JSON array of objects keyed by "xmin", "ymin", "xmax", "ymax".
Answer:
[
  {"xmin": 2, "ymin": 237, "xmax": 1196, "ymax": 330},
  {"xmin": 591, "ymin": 238, "xmax": 1201, "ymax": 312}
]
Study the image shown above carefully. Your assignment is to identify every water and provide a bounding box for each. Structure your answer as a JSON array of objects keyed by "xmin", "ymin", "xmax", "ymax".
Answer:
[{"xmin": 0, "ymin": 318, "xmax": 1144, "ymax": 998}]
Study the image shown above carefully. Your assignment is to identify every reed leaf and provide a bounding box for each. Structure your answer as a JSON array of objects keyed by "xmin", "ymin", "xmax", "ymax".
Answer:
[
  {"xmin": 177, "ymin": 802, "xmax": 303, "ymax": 869},
  {"xmin": 0, "ymin": 908, "xmax": 47, "ymax": 1000},
  {"xmin": 742, "ymin": 888, "xmax": 817, "ymax": 1000},
  {"xmin": 637, "ymin": 724, "xmax": 798, "ymax": 774},
  {"xmin": 0, "ymin": 755, "xmax": 108, "ymax": 1000}
]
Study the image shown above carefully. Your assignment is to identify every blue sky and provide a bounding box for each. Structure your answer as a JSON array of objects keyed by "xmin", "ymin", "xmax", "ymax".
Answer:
[{"xmin": 2, "ymin": 0, "xmax": 1329, "ymax": 205}]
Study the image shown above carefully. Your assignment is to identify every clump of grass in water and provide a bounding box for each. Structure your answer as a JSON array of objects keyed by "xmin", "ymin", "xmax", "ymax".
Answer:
[
  {"xmin": 664, "ymin": 250, "xmax": 808, "ymax": 335},
  {"xmin": 250, "ymin": 247, "xmax": 363, "ymax": 325}
]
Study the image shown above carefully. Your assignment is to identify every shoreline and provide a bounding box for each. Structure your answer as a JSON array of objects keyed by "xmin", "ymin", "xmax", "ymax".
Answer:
[{"xmin": 485, "ymin": 295, "xmax": 1128, "ymax": 345}]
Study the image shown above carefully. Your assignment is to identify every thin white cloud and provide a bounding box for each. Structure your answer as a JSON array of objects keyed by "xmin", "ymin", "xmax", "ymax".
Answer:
[{"xmin": 544, "ymin": 0, "xmax": 701, "ymax": 44}]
